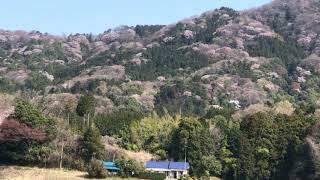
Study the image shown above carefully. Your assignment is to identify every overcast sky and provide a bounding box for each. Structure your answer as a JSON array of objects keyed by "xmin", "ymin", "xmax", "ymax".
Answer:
[{"xmin": 0, "ymin": 0, "xmax": 272, "ymax": 35}]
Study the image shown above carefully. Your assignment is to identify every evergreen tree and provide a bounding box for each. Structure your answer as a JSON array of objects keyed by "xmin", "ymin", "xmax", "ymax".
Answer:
[
  {"xmin": 25, "ymin": 72, "xmax": 51, "ymax": 92},
  {"xmin": 11, "ymin": 100, "xmax": 51, "ymax": 128},
  {"xmin": 81, "ymin": 124, "xmax": 105, "ymax": 162},
  {"xmin": 76, "ymin": 94, "xmax": 96, "ymax": 123},
  {"xmin": 170, "ymin": 117, "xmax": 221, "ymax": 177}
]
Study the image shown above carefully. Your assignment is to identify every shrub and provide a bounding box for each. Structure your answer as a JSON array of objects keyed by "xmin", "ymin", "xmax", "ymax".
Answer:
[
  {"xmin": 0, "ymin": 78, "xmax": 19, "ymax": 93},
  {"xmin": 179, "ymin": 174, "xmax": 193, "ymax": 180},
  {"xmin": 116, "ymin": 158, "xmax": 144, "ymax": 178},
  {"xmin": 87, "ymin": 159, "xmax": 108, "ymax": 179},
  {"xmin": 71, "ymin": 159, "xmax": 86, "ymax": 171}
]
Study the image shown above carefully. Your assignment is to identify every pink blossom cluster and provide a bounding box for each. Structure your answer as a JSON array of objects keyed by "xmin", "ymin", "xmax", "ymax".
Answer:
[{"xmin": 183, "ymin": 30, "xmax": 194, "ymax": 39}]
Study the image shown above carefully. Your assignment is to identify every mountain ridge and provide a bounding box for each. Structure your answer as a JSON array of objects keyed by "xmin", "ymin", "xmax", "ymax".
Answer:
[{"xmin": 1, "ymin": 1, "xmax": 319, "ymax": 114}]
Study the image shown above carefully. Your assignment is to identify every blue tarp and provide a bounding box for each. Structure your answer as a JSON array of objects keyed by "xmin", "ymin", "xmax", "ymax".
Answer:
[
  {"xmin": 145, "ymin": 161, "xmax": 189, "ymax": 170},
  {"xmin": 102, "ymin": 161, "xmax": 120, "ymax": 171}
]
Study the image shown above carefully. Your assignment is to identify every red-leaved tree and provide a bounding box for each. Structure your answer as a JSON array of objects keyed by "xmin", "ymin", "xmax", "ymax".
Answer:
[{"xmin": 0, "ymin": 119, "xmax": 47, "ymax": 143}]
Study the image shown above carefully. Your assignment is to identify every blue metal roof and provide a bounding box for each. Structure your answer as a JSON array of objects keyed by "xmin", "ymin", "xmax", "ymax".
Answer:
[
  {"xmin": 145, "ymin": 161, "xmax": 189, "ymax": 170},
  {"xmin": 102, "ymin": 161, "xmax": 120, "ymax": 171},
  {"xmin": 146, "ymin": 161, "xmax": 169, "ymax": 169},
  {"xmin": 169, "ymin": 162, "xmax": 190, "ymax": 170}
]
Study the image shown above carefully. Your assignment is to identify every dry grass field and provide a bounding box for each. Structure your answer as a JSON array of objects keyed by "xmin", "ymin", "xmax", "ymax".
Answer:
[{"xmin": 0, "ymin": 166, "xmax": 139, "ymax": 180}]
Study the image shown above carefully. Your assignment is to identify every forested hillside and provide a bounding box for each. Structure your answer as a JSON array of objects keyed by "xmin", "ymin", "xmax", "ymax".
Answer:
[{"xmin": 1, "ymin": 0, "xmax": 320, "ymax": 179}]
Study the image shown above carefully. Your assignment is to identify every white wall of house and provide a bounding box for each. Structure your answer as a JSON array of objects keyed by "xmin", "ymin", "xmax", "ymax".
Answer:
[{"xmin": 146, "ymin": 168, "xmax": 188, "ymax": 179}]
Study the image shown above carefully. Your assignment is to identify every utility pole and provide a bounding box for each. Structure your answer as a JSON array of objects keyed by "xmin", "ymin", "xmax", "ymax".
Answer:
[
  {"xmin": 67, "ymin": 112, "xmax": 70, "ymax": 125},
  {"xmin": 184, "ymin": 144, "xmax": 187, "ymax": 170}
]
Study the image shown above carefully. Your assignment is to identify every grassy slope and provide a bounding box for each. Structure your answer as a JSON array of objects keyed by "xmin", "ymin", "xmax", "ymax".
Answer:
[{"xmin": 0, "ymin": 166, "xmax": 139, "ymax": 180}]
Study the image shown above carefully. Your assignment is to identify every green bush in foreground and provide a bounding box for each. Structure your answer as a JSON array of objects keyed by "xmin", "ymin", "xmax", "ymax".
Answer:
[
  {"xmin": 116, "ymin": 158, "xmax": 144, "ymax": 178},
  {"xmin": 87, "ymin": 159, "xmax": 108, "ymax": 179}
]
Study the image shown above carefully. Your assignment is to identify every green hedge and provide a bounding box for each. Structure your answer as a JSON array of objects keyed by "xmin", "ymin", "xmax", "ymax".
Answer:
[{"xmin": 137, "ymin": 172, "xmax": 166, "ymax": 180}]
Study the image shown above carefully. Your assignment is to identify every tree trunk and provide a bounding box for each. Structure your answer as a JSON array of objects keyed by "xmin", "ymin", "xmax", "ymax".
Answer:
[
  {"xmin": 59, "ymin": 143, "xmax": 64, "ymax": 169},
  {"xmin": 87, "ymin": 113, "xmax": 90, "ymax": 126}
]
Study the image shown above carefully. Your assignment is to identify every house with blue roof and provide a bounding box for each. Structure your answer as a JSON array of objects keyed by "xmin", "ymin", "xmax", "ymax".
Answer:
[{"xmin": 145, "ymin": 161, "xmax": 190, "ymax": 179}]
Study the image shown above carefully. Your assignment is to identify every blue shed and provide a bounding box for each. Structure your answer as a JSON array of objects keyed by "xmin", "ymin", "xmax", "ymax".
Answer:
[{"xmin": 102, "ymin": 161, "xmax": 120, "ymax": 172}]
